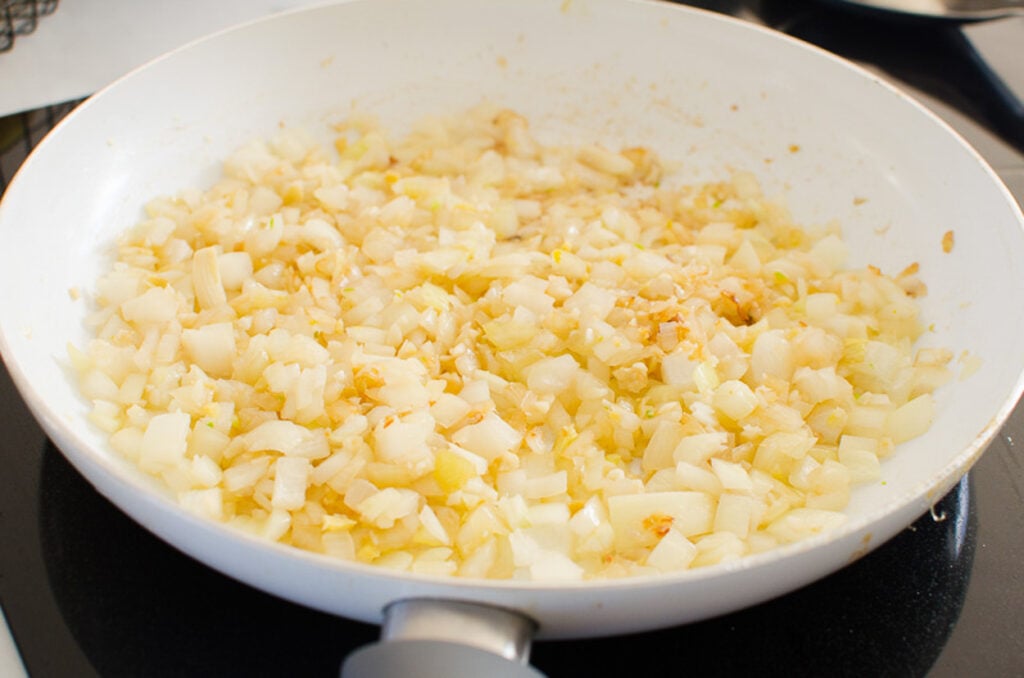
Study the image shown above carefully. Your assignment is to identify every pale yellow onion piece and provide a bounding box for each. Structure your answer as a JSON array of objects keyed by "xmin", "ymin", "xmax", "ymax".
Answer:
[
  {"xmin": 181, "ymin": 323, "xmax": 235, "ymax": 378},
  {"xmin": 192, "ymin": 246, "xmax": 227, "ymax": 309},
  {"xmin": 608, "ymin": 491, "xmax": 715, "ymax": 548}
]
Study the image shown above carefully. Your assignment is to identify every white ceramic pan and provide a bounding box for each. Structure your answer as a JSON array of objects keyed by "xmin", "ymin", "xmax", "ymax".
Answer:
[{"xmin": 2, "ymin": 0, "xmax": 1023, "ymax": 674}]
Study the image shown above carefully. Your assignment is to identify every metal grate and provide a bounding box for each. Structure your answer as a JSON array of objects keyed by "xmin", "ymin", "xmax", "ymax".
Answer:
[
  {"xmin": 0, "ymin": 98, "xmax": 82, "ymax": 196},
  {"xmin": 1, "ymin": 0, "xmax": 58, "ymax": 53}
]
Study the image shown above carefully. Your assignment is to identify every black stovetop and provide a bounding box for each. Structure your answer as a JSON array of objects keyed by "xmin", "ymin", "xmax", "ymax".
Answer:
[{"xmin": 2, "ymin": 2, "xmax": 1023, "ymax": 676}]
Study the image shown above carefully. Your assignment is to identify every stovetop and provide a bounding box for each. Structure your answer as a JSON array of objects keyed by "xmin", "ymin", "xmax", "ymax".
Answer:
[{"xmin": 1, "ymin": 1, "xmax": 1023, "ymax": 676}]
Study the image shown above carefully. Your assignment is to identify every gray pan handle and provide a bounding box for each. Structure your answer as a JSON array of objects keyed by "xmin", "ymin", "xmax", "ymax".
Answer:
[
  {"xmin": 957, "ymin": 16, "xmax": 1024, "ymax": 149},
  {"xmin": 341, "ymin": 599, "xmax": 547, "ymax": 678},
  {"xmin": 960, "ymin": 16, "xmax": 1024, "ymax": 111}
]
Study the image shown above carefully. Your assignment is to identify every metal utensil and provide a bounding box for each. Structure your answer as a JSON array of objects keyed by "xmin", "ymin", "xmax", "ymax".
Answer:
[
  {"xmin": 828, "ymin": 0, "xmax": 1024, "ymax": 151},
  {"xmin": 832, "ymin": 0, "xmax": 1024, "ymax": 20}
]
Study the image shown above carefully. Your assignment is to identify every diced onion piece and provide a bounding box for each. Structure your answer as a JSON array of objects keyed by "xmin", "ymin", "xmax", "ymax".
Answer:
[
  {"xmin": 713, "ymin": 493, "xmax": 757, "ymax": 539},
  {"xmin": 272, "ymin": 457, "xmax": 312, "ymax": 510},
  {"xmin": 300, "ymin": 218, "xmax": 345, "ymax": 251},
  {"xmin": 750, "ymin": 330, "xmax": 794, "ymax": 383},
  {"xmin": 120, "ymin": 287, "xmax": 179, "ymax": 324},
  {"xmin": 430, "ymin": 393, "xmax": 472, "ymax": 428},
  {"xmin": 451, "ymin": 412, "xmax": 523, "ymax": 460},
  {"xmin": 810, "ymin": 234, "xmax": 847, "ymax": 272},
  {"xmin": 646, "ymin": 528, "xmax": 698, "ymax": 572},
  {"xmin": 509, "ymin": 530, "xmax": 584, "ymax": 581},
  {"xmin": 752, "ymin": 430, "xmax": 816, "ymax": 475},
  {"xmin": 710, "ymin": 458, "xmax": 753, "ymax": 493},
  {"xmin": 712, "ymin": 379, "xmax": 758, "ymax": 420},
  {"xmin": 728, "ymin": 239, "xmax": 761, "ymax": 273},
  {"xmin": 217, "ymin": 251, "xmax": 254, "ymax": 291},
  {"xmin": 139, "ymin": 412, "xmax": 191, "ymax": 473},
  {"xmin": 838, "ymin": 435, "xmax": 882, "ymax": 483},
  {"xmin": 805, "ymin": 293, "xmax": 838, "ymax": 322},
  {"xmin": 642, "ymin": 421, "xmax": 684, "ymax": 472},
  {"xmin": 692, "ymin": 531, "xmax": 746, "ymax": 567},
  {"xmin": 525, "ymin": 355, "xmax": 579, "ymax": 395},
  {"xmin": 189, "ymin": 455, "xmax": 223, "ymax": 487},
  {"xmin": 529, "ymin": 550, "xmax": 585, "ymax": 581},
  {"xmin": 660, "ymin": 351, "xmax": 696, "ymax": 387},
  {"xmin": 433, "ymin": 446, "xmax": 483, "ymax": 492},
  {"xmin": 262, "ymin": 509, "xmax": 292, "ymax": 541},
  {"xmin": 528, "ymin": 502, "xmax": 570, "ymax": 526},
  {"xmin": 188, "ymin": 423, "xmax": 230, "ymax": 462},
  {"xmin": 244, "ymin": 420, "xmax": 330, "ymax": 459},
  {"xmin": 181, "ymin": 322, "xmax": 236, "ymax": 378},
  {"xmin": 223, "ymin": 457, "xmax": 271, "ymax": 492},
  {"xmin": 373, "ymin": 411, "xmax": 435, "ymax": 463},
  {"xmin": 376, "ymin": 552, "xmax": 414, "ymax": 571},
  {"xmin": 578, "ymin": 144, "xmax": 635, "ymax": 177},
  {"xmin": 78, "ymin": 369, "xmax": 119, "ymax": 401},
  {"xmin": 356, "ymin": 488, "xmax": 420, "ymax": 529},
  {"xmin": 793, "ymin": 366, "xmax": 853, "ymax": 406},
  {"xmin": 179, "ymin": 488, "xmax": 224, "ymax": 521},
  {"xmin": 675, "ymin": 461, "xmax": 723, "ymax": 495},
  {"xmin": 417, "ymin": 505, "xmax": 452, "ymax": 546},
  {"xmin": 192, "ymin": 246, "xmax": 227, "ymax": 309},
  {"xmin": 766, "ymin": 507, "xmax": 845, "ymax": 543},
  {"xmin": 673, "ymin": 432, "xmax": 728, "ymax": 466},
  {"xmin": 524, "ymin": 471, "xmax": 568, "ymax": 500},
  {"xmin": 887, "ymin": 394, "xmax": 934, "ymax": 443},
  {"xmin": 608, "ymin": 491, "xmax": 714, "ymax": 548},
  {"xmin": 692, "ymin": 360, "xmax": 720, "ymax": 395}
]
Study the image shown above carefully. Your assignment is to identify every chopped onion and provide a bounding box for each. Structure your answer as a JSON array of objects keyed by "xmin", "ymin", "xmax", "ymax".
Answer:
[
  {"xmin": 451, "ymin": 412, "xmax": 523, "ymax": 461},
  {"xmin": 139, "ymin": 412, "xmax": 190, "ymax": 473},
  {"xmin": 74, "ymin": 104, "xmax": 947, "ymax": 581},
  {"xmin": 272, "ymin": 457, "xmax": 312, "ymax": 510},
  {"xmin": 244, "ymin": 419, "xmax": 329, "ymax": 459}
]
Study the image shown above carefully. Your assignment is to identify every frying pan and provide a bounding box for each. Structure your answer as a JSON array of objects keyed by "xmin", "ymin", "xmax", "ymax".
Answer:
[{"xmin": 1, "ymin": 0, "xmax": 1023, "ymax": 674}]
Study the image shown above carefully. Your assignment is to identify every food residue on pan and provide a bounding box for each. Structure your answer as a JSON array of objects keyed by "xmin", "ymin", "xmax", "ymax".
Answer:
[
  {"xmin": 71, "ymin": 104, "xmax": 951, "ymax": 581},
  {"xmin": 846, "ymin": 531, "xmax": 873, "ymax": 562},
  {"xmin": 942, "ymin": 230, "xmax": 954, "ymax": 254},
  {"xmin": 896, "ymin": 262, "xmax": 927, "ymax": 298},
  {"xmin": 958, "ymin": 351, "xmax": 982, "ymax": 380}
]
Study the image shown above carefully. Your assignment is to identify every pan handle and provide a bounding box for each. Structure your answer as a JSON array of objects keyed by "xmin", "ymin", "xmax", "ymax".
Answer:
[
  {"xmin": 341, "ymin": 599, "xmax": 546, "ymax": 677},
  {"xmin": 957, "ymin": 16, "xmax": 1024, "ymax": 151}
]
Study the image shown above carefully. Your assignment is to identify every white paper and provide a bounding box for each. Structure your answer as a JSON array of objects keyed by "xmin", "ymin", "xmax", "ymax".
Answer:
[
  {"xmin": 0, "ymin": 608, "xmax": 27, "ymax": 678},
  {"xmin": 0, "ymin": 0, "xmax": 321, "ymax": 117}
]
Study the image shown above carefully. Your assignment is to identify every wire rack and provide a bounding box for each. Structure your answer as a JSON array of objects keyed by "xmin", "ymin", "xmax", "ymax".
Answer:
[
  {"xmin": 1, "ymin": 1, "xmax": 73, "ymax": 195},
  {"xmin": 0, "ymin": 98, "xmax": 82, "ymax": 196},
  {"xmin": 1, "ymin": 0, "xmax": 58, "ymax": 53}
]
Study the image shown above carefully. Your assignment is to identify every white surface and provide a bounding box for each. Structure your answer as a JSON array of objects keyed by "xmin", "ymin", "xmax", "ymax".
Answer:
[
  {"xmin": 0, "ymin": 608, "xmax": 28, "ymax": 678},
  {"xmin": 0, "ymin": 0, "xmax": 322, "ymax": 117},
  {"xmin": 2, "ymin": 0, "xmax": 1024, "ymax": 639}
]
